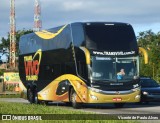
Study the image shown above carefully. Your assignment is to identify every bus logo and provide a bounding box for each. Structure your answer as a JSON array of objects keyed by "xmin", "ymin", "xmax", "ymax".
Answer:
[{"xmin": 24, "ymin": 49, "xmax": 42, "ymax": 81}]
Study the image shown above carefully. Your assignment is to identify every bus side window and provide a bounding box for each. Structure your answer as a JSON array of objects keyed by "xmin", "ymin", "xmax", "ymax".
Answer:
[
  {"xmin": 77, "ymin": 61, "xmax": 87, "ymax": 80},
  {"xmin": 56, "ymin": 80, "xmax": 69, "ymax": 95},
  {"xmin": 52, "ymin": 64, "xmax": 62, "ymax": 79},
  {"xmin": 65, "ymin": 62, "xmax": 76, "ymax": 75}
]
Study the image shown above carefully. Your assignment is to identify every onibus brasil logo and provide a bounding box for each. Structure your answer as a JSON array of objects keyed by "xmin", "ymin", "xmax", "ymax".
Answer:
[{"xmin": 24, "ymin": 49, "xmax": 42, "ymax": 81}]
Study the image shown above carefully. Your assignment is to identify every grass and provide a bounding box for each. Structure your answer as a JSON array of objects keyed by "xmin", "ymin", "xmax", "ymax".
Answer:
[
  {"xmin": 0, "ymin": 102, "xmax": 139, "ymax": 123},
  {"xmin": 0, "ymin": 101, "xmax": 87, "ymax": 114},
  {"xmin": 0, "ymin": 94, "xmax": 21, "ymax": 98}
]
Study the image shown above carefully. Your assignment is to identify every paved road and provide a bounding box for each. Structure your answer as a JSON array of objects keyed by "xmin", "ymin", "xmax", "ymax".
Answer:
[
  {"xmin": 0, "ymin": 98, "xmax": 28, "ymax": 103},
  {"xmin": 80, "ymin": 103, "xmax": 160, "ymax": 114},
  {"xmin": 0, "ymin": 98, "xmax": 160, "ymax": 114}
]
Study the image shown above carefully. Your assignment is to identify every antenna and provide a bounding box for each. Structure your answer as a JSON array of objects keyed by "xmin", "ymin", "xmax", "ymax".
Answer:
[
  {"xmin": 34, "ymin": 0, "xmax": 42, "ymax": 32},
  {"xmin": 10, "ymin": 0, "xmax": 16, "ymax": 68}
]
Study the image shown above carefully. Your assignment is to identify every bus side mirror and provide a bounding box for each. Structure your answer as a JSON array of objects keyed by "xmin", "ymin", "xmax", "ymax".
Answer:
[{"xmin": 139, "ymin": 47, "xmax": 148, "ymax": 64}]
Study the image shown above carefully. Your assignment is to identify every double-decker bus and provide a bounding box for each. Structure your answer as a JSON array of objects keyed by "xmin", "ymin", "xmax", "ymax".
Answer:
[{"xmin": 19, "ymin": 22, "xmax": 147, "ymax": 108}]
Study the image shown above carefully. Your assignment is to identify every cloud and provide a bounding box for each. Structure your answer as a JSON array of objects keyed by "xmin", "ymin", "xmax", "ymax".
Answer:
[
  {"xmin": 0, "ymin": 0, "xmax": 160, "ymax": 37},
  {"xmin": 62, "ymin": 1, "xmax": 84, "ymax": 11},
  {"xmin": 40, "ymin": 0, "xmax": 160, "ymax": 25}
]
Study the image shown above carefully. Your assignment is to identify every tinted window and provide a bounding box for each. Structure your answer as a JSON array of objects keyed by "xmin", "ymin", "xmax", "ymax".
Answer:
[
  {"xmin": 65, "ymin": 62, "xmax": 76, "ymax": 74},
  {"xmin": 71, "ymin": 23, "xmax": 85, "ymax": 47},
  {"xmin": 85, "ymin": 23, "xmax": 137, "ymax": 51},
  {"xmin": 77, "ymin": 61, "xmax": 88, "ymax": 80},
  {"xmin": 56, "ymin": 80, "xmax": 69, "ymax": 95},
  {"xmin": 140, "ymin": 79, "xmax": 159, "ymax": 87},
  {"xmin": 90, "ymin": 56, "xmax": 138, "ymax": 82},
  {"xmin": 19, "ymin": 25, "xmax": 72, "ymax": 55}
]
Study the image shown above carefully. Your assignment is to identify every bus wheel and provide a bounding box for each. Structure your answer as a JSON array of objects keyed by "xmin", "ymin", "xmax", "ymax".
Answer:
[
  {"xmin": 34, "ymin": 92, "xmax": 40, "ymax": 104},
  {"xmin": 71, "ymin": 90, "xmax": 81, "ymax": 109},
  {"xmin": 27, "ymin": 88, "xmax": 34, "ymax": 104},
  {"xmin": 114, "ymin": 103, "xmax": 125, "ymax": 108}
]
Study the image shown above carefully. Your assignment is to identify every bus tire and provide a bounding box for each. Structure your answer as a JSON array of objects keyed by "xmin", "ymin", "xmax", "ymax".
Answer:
[
  {"xmin": 27, "ymin": 87, "xmax": 39, "ymax": 104},
  {"xmin": 34, "ymin": 88, "xmax": 48, "ymax": 105},
  {"xmin": 34, "ymin": 90, "xmax": 40, "ymax": 104},
  {"xmin": 71, "ymin": 89, "xmax": 81, "ymax": 109},
  {"xmin": 114, "ymin": 103, "xmax": 125, "ymax": 108},
  {"xmin": 27, "ymin": 88, "xmax": 34, "ymax": 104}
]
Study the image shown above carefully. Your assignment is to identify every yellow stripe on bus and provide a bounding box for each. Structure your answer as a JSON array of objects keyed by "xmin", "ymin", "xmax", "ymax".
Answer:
[
  {"xmin": 38, "ymin": 74, "xmax": 88, "ymax": 103},
  {"xmin": 35, "ymin": 25, "xmax": 67, "ymax": 39}
]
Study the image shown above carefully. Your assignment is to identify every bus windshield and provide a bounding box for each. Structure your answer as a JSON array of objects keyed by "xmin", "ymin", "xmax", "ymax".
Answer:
[{"xmin": 90, "ymin": 56, "xmax": 139, "ymax": 82}]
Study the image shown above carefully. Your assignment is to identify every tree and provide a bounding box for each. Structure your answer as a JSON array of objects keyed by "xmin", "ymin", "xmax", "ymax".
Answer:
[
  {"xmin": 0, "ymin": 29, "xmax": 33, "ymax": 56},
  {"xmin": 138, "ymin": 30, "xmax": 160, "ymax": 82},
  {"xmin": 0, "ymin": 37, "xmax": 10, "ymax": 49}
]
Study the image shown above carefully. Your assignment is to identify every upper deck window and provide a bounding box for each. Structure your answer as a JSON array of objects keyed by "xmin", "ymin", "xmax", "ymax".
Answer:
[{"xmin": 85, "ymin": 23, "xmax": 137, "ymax": 52}]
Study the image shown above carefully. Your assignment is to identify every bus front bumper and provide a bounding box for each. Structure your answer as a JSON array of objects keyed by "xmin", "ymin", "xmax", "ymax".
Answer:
[{"xmin": 87, "ymin": 89, "xmax": 140, "ymax": 103}]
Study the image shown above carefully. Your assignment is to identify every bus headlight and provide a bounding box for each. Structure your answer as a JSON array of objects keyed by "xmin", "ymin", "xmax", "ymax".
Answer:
[
  {"xmin": 89, "ymin": 87, "xmax": 102, "ymax": 93},
  {"xmin": 90, "ymin": 95, "xmax": 98, "ymax": 100},
  {"xmin": 135, "ymin": 95, "xmax": 140, "ymax": 100}
]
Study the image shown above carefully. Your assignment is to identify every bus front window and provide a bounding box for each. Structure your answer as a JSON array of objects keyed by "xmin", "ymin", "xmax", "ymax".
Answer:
[
  {"xmin": 90, "ymin": 56, "xmax": 139, "ymax": 82},
  {"xmin": 116, "ymin": 58, "xmax": 139, "ymax": 81},
  {"xmin": 91, "ymin": 56, "xmax": 116, "ymax": 81}
]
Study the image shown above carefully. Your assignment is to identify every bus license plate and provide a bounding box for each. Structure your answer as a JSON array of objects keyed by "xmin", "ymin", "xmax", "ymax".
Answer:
[{"xmin": 113, "ymin": 97, "xmax": 122, "ymax": 101}]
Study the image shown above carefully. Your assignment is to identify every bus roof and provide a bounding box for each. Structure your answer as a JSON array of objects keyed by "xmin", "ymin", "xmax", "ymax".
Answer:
[{"xmin": 19, "ymin": 22, "xmax": 137, "ymax": 55}]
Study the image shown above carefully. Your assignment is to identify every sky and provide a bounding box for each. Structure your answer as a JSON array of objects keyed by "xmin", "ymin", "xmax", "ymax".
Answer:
[{"xmin": 0, "ymin": 0, "xmax": 160, "ymax": 40}]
